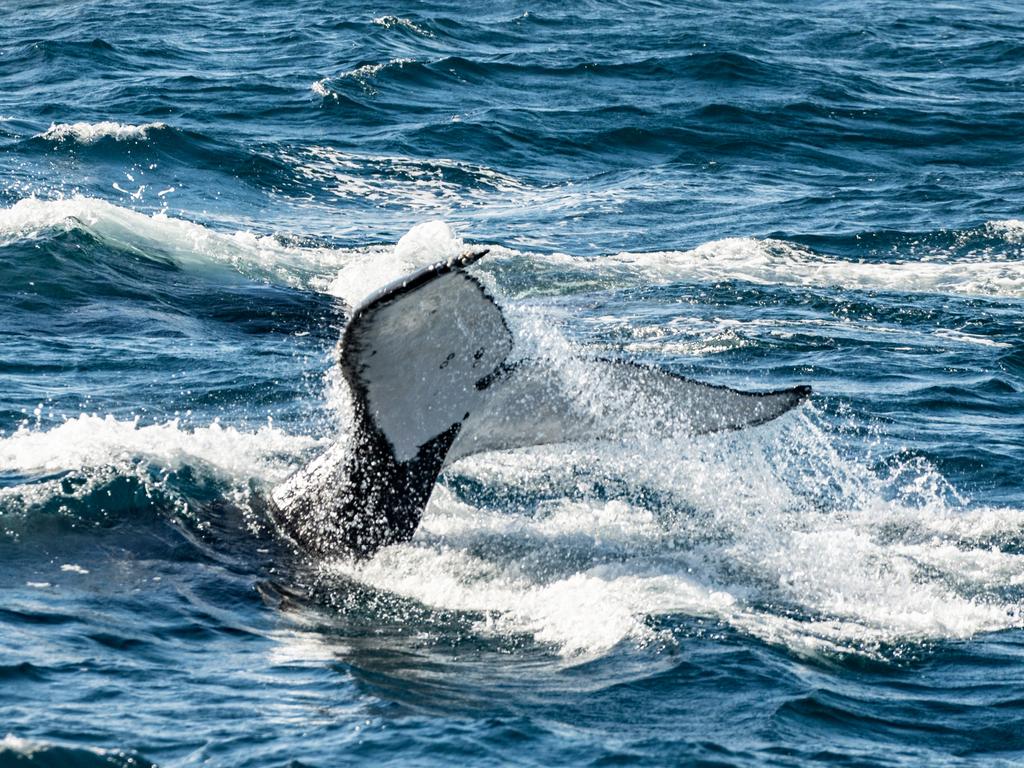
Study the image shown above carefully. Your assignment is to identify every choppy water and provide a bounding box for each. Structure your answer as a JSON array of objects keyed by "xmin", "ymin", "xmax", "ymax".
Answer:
[{"xmin": 2, "ymin": 1, "xmax": 1024, "ymax": 766}]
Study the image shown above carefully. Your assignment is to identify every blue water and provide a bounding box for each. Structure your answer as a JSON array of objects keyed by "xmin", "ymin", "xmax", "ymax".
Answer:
[{"xmin": 2, "ymin": 1, "xmax": 1024, "ymax": 765}]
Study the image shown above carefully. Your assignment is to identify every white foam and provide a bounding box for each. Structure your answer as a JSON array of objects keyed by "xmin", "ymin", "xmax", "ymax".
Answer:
[
  {"xmin": 372, "ymin": 15, "xmax": 433, "ymax": 36},
  {"xmin": 0, "ymin": 734, "xmax": 138, "ymax": 763},
  {"xmin": 487, "ymin": 234, "xmax": 1023, "ymax": 300},
  {"xmin": 319, "ymin": 398, "xmax": 1024, "ymax": 661},
  {"xmin": 0, "ymin": 414, "xmax": 324, "ymax": 527},
  {"xmin": 1, "ymin": 735, "xmax": 45, "ymax": 756},
  {"xmin": 988, "ymin": 218, "xmax": 1024, "ymax": 243},
  {"xmin": 0, "ymin": 414, "xmax": 320, "ymax": 484},
  {"xmin": 592, "ymin": 237, "xmax": 1024, "ymax": 298},
  {"xmin": 326, "ymin": 220, "xmax": 463, "ymax": 306},
  {"xmin": 275, "ymin": 145, "xmax": 554, "ymax": 226},
  {"xmin": 932, "ymin": 328, "xmax": 1012, "ymax": 348},
  {"xmin": 37, "ymin": 121, "xmax": 166, "ymax": 143},
  {"xmin": 610, "ymin": 315, "xmax": 1012, "ymax": 362},
  {"xmin": 327, "ymin": 493, "xmax": 735, "ymax": 655},
  {"xmin": 0, "ymin": 196, "xmax": 353, "ymax": 289},
  {"xmin": 311, "ymin": 58, "xmax": 415, "ymax": 98},
  {"xmin": 267, "ymin": 629, "xmax": 350, "ymax": 664}
]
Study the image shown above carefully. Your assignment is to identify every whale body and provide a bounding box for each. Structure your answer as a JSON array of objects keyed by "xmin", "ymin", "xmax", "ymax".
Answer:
[{"xmin": 269, "ymin": 249, "xmax": 810, "ymax": 558}]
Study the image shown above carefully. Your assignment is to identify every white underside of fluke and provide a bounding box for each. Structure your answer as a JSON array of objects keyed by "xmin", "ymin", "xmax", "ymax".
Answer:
[{"xmin": 342, "ymin": 260, "xmax": 513, "ymax": 463}]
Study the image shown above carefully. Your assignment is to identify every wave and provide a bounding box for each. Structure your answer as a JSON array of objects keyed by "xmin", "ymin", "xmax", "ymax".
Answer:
[
  {"xmin": 503, "ymin": 229, "xmax": 1024, "ymax": 300},
  {"xmin": 617, "ymin": 234, "xmax": 1024, "ymax": 298},
  {"xmin": 277, "ymin": 145, "xmax": 537, "ymax": 215},
  {"xmin": 36, "ymin": 120, "xmax": 168, "ymax": 143},
  {"xmin": 0, "ymin": 197, "xmax": 476, "ymax": 308},
  {"xmin": 3, "ymin": 197, "xmax": 1023, "ymax": 311},
  {"xmin": 0, "ymin": 414, "xmax": 317, "ymax": 481},
  {"xmin": 0, "ymin": 196, "xmax": 355, "ymax": 292},
  {"xmin": 316, "ymin": 52, "xmax": 781, "ymax": 94},
  {"xmin": 0, "ymin": 734, "xmax": 154, "ymax": 768},
  {"xmin": 21, "ymin": 122, "xmax": 297, "ymax": 200},
  {"xmin": 0, "ymin": 414, "xmax": 320, "ymax": 536},
  {"xmin": 311, "ymin": 58, "xmax": 415, "ymax": 97},
  {"xmin": 372, "ymin": 15, "xmax": 434, "ymax": 37},
  {"xmin": 989, "ymin": 218, "xmax": 1024, "ymax": 243},
  {"xmin": 11, "ymin": 37, "xmax": 128, "ymax": 69}
]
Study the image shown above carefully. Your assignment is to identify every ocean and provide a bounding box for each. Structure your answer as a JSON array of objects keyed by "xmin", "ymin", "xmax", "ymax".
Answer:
[{"xmin": 2, "ymin": 1, "xmax": 1023, "ymax": 765}]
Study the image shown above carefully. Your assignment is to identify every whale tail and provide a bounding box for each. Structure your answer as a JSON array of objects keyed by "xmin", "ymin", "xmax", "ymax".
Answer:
[{"xmin": 271, "ymin": 250, "xmax": 810, "ymax": 557}]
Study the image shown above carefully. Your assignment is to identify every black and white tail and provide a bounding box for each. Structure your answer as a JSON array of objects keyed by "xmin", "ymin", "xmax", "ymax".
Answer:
[{"xmin": 270, "ymin": 250, "xmax": 810, "ymax": 558}]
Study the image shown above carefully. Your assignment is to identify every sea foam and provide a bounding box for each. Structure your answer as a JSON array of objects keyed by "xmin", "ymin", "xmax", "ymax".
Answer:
[
  {"xmin": 0, "ymin": 414, "xmax": 319, "ymax": 482},
  {"xmin": 36, "ymin": 121, "xmax": 167, "ymax": 143},
  {"xmin": 324, "ymin": 413, "xmax": 1024, "ymax": 659}
]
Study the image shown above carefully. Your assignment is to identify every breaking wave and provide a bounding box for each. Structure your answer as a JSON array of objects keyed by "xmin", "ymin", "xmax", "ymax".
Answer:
[
  {"xmin": 35, "ymin": 120, "xmax": 168, "ymax": 143},
  {"xmin": 508, "ymin": 233, "xmax": 1024, "ymax": 300},
  {"xmin": 0, "ymin": 413, "xmax": 317, "ymax": 481},
  {"xmin": 3, "ymin": 197, "xmax": 1023, "ymax": 304},
  {"xmin": 372, "ymin": 15, "xmax": 434, "ymax": 37},
  {"xmin": 0, "ymin": 196, "xmax": 352, "ymax": 291}
]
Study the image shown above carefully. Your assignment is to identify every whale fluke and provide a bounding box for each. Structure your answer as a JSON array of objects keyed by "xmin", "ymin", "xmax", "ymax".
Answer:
[
  {"xmin": 444, "ymin": 360, "xmax": 810, "ymax": 467},
  {"xmin": 270, "ymin": 249, "xmax": 511, "ymax": 557},
  {"xmin": 270, "ymin": 250, "xmax": 810, "ymax": 558}
]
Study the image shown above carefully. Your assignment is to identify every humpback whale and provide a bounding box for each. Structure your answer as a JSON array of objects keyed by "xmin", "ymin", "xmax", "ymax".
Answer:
[{"xmin": 269, "ymin": 249, "xmax": 810, "ymax": 558}]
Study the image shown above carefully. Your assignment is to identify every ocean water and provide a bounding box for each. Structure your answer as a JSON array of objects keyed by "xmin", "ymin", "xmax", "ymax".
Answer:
[{"xmin": 2, "ymin": 1, "xmax": 1024, "ymax": 765}]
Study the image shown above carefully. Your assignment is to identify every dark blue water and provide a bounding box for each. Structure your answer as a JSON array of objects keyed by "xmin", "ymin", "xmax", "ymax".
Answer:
[{"xmin": 2, "ymin": 1, "xmax": 1024, "ymax": 765}]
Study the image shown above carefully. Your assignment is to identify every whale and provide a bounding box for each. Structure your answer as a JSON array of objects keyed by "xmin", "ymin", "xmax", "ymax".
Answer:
[{"xmin": 269, "ymin": 249, "xmax": 810, "ymax": 558}]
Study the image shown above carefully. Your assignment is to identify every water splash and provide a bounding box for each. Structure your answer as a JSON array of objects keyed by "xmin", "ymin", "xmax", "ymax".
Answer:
[{"xmin": 322, "ymin": 408, "xmax": 1024, "ymax": 660}]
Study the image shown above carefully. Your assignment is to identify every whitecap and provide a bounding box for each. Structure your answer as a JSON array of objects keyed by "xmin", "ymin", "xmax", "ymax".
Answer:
[
  {"xmin": 0, "ymin": 413, "xmax": 320, "ymax": 484},
  {"xmin": 372, "ymin": 15, "xmax": 433, "ymax": 36},
  {"xmin": 36, "ymin": 120, "xmax": 167, "ymax": 143},
  {"xmin": 987, "ymin": 218, "xmax": 1024, "ymax": 244},
  {"xmin": 311, "ymin": 58, "xmax": 414, "ymax": 98},
  {"xmin": 508, "ymin": 236, "xmax": 1024, "ymax": 299},
  {"xmin": 0, "ymin": 195, "xmax": 353, "ymax": 289}
]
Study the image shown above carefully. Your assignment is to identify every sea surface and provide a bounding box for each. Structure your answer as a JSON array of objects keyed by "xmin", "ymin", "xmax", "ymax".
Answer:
[{"xmin": 2, "ymin": 1, "xmax": 1023, "ymax": 766}]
